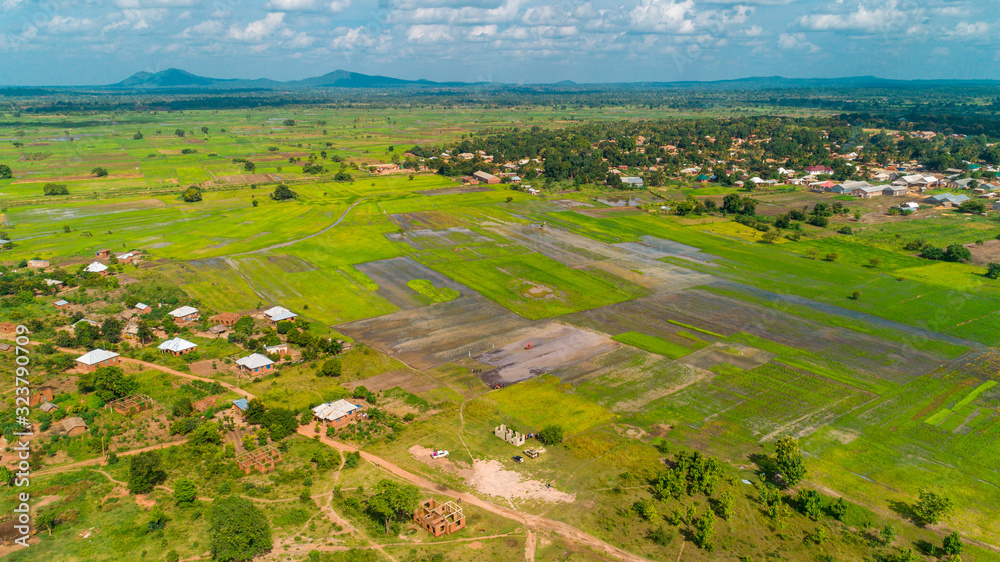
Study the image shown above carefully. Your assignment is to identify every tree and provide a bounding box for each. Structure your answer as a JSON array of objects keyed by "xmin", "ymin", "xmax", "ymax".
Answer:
[
  {"xmin": 319, "ymin": 358, "xmax": 342, "ymax": 377},
  {"xmin": 692, "ymin": 510, "xmax": 715, "ymax": 551},
  {"xmin": 209, "ymin": 496, "xmax": 272, "ymax": 562},
  {"xmin": 172, "ymin": 397, "xmax": 193, "ymax": 418},
  {"xmin": 869, "ymin": 257, "xmax": 881, "ymax": 269},
  {"xmin": 175, "ymin": 129, "xmax": 186, "ymax": 137},
  {"xmin": 173, "ymin": 477, "xmax": 197, "ymax": 506},
  {"xmin": 43, "ymin": 183, "xmax": 69, "ymax": 196},
  {"xmin": 942, "ymin": 531, "xmax": 963, "ymax": 555},
  {"xmin": 365, "ymin": 479, "xmax": 420, "ymax": 535},
  {"xmin": 913, "ymin": 489, "xmax": 953, "ymax": 525},
  {"xmin": 182, "ymin": 186, "xmax": 203, "ymax": 202},
  {"xmin": 830, "ymin": 496, "xmax": 849, "ymax": 521},
  {"xmin": 133, "ymin": 131, "xmax": 143, "ymax": 140},
  {"xmin": 245, "ymin": 398, "xmax": 268, "ymax": 425},
  {"xmin": 539, "ymin": 424, "xmax": 564, "ymax": 445},
  {"xmin": 252, "ymin": 200, "xmax": 259, "ymax": 207},
  {"xmin": 0, "ymin": 164, "xmax": 11, "ymax": 179},
  {"xmin": 773, "ymin": 436, "xmax": 806, "ymax": 487},
  {"xmin": 91, "ymin": 366, "xmax": 138, "ymax": 401},
  {"xmin": 244, "ymin": 161, "xmax": 256, "ymax": 172},
  {"xmin": 201, "ymin": 126, "xmax": 209, "ymax": 135},
  {"xmin": 850, "ymin": 290, "xmax": 862, "ymax": 300},
  {"xmin": 127, "ymin": 451, "xmax": 167, "ymax": 494},
  {"xmin": 714, "ymin": 490, "xmax": 735, "ymax": 521},
  {"xmin": 91, "ymin": 167, "xmax": 109, "ymax": 177},
  {"xmin": 958, "ymin": 199, "xmax": 986, "ymax": 214},
  {"xmin": 271, "ymin": 184, "xmax": 295, "ymax": 200},
  {"xmin": 988, "ymin": 263, "xmax": 1000, "ymax": 280},
  {"xmin": 796, "ymin": 489, "xmax": 822, "ymax": 520},
  {"xmin": 824, "ymin": 252, "xmax": 838, "ymax": 262}
]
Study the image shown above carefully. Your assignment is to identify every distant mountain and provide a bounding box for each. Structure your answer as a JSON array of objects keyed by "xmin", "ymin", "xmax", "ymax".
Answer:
[
  {"xmin": 109, "ymin": 68, "xmax": 450, "ymax": 90},
  {"xmin": 104, "ymin": 69, "xmax": 1000, "ymax": 92}
]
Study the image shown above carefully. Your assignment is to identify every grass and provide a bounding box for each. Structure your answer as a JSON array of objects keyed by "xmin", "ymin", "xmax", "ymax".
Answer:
[
  {"xmin": 431, "ymin": 253, "xmax": 645, "ymax": 320},
  {"xmin": 612, "ymin": 331, "xmax": 696, "ymax": 359},
  {"xmin": 667, "ymin": 319, "xmax": 724, "ymax": 338},
  {"xmin": 405, "ymin": 279, "xmax": 460, "ymax": 303},
  {"xmin": 483, "ymin": 374, "xmax": 615, "ymax": 435}
]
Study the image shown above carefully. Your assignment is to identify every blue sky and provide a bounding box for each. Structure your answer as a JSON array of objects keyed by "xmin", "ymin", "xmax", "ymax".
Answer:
[{"xmin": 0, "ymin": 0, "xmax": 995, "ymax": 85}]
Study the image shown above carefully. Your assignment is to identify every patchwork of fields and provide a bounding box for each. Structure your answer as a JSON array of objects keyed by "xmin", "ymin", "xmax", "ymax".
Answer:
[{"xmin": 7, "ymin": 108, "xmax": 1000, "ymax": 556}]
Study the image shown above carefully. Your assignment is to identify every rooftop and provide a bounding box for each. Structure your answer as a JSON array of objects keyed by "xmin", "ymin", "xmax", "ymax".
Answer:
[{"xmin": 76, "ymin": 349, "xmax": 119, "ymax": 365}]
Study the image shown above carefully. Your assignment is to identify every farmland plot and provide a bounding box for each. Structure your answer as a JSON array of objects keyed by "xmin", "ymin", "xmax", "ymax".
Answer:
[{"xmin": 356, "ymin": 256, "xmax": 473, "ymax": 309}]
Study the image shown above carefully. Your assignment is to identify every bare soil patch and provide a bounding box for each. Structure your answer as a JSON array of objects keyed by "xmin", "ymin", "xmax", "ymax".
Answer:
[
  {"xmin": 343, "ymin": 369, "xmax": 440, "ymax": 395},
  {"xmin": 408, "ymin": 446, "xmax": 575, "ymax": 503},
  {"xmin": 475, "ymin": 323, "xmax": 618, "ymax": 385},
  {"xmin": 418, "ymin": 186, "xmax": 492, "ymax": 196},
  {"xmin": 967, "ymin": 239, "xmax": 1000, "ymax": 266},
  {"xmin": 355, "ymin": 256, "xmax": 472, "ymax": 310}
]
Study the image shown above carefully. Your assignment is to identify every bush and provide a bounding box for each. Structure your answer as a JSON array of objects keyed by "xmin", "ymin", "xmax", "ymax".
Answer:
[
  {"xmin": 43, "ymin": 183, "xmax": 69, "ymax": 196},
  {"xmin": 838, "ymin": 226, "xmax": 853, "ymax": 235},
  {"xmin": 538, "ymin": 425, "xmax": 564, "ymax": 445},
  {"xmin": 182, "ymin": 186, "xmax": 203, "ymax": 202},
  {"xmin": 209, "ymin": 497, "xmax": 272, "ymax": 562}
]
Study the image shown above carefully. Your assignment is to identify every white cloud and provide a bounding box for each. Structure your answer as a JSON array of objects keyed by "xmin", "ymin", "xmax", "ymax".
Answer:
[
  {"xmin": 114, "ymin": 0, "xmax": 195, "ymax": 7},
  {"xmin": 778, "ymin": 32, "xmax": 819, "ymax": 53},
  {"xmin": 950, "ymin": 21, "xmax": 989, "ymax": 38},
  {"xmin": 329, "ymin": 0, "xmax": 351, "ymax": 12},
  {"xmin": 629, "ymin": 0, "xmax": 697, "ymax": 34},
  {"xmin": 795, "ymin": 1, "xmax": 918, "ymax": 33},
  {"xmin": 390, "ymin": 0, "xmax": 522, "ymax": 25},
  {"xmin": 266, "ymin": 0, "xmax": 319, "ymax": 10},
  {"xmin": 103, "ymin": 9, "xmax": 167, "ymax": 33},
  {"xmin": 0, "ymin": 0, "xmax": 24, "ymax": 11},
  {"xmin": 178, "ymin": 20, "xmax": 225, "ymax": 39},
  {"xmin": 406, "ymin": 24, "xmax": 454, "ymax": 43},
  {"xmin": 227, "ymin": 12, "xmax": 286, "ymax": 42},
  {"xmin": 467, "ymin": 25, "xmax": 497, "ymax": 39},
  {"xmin": 41, "ymin": 16, "xmax": 94, "ymax": 33}
]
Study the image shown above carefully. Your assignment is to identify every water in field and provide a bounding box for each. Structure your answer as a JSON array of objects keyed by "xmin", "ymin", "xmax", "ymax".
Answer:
[{"xmin": 597, "ymin": 196, "xmax": 643, "ymax": 207}]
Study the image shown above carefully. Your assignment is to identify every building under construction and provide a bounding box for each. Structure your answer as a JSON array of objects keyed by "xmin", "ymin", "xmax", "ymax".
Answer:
[
  {"xmin": 106, "ymin": 394, "xmax": 154, "ymax": 416},
  {"xmin": 236, "ymin": 445, "xmax": 282, "ymax": 475},
  {"xmin": 413, "ymin": 498, "xmax": 466, "ymax": 537}
]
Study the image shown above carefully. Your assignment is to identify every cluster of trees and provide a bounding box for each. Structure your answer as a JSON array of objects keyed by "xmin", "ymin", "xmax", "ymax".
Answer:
[
  {"xmin": 182, "ymin": 185, "xmax": 203, "ymax": 202},
  {"xmin": 919, "ymin": 244, "xmax": 972, "ymax": 263},
  {"xmin": 43, "ymin": 182, "xmax": 69, "ymax": 196},
  {"xmin": 271, "ymin": 184, "xmax": 295, "ymax": 200},
  {"xmin": 242, "ymin": 398, "xmax": 300, "ymax": 441}
]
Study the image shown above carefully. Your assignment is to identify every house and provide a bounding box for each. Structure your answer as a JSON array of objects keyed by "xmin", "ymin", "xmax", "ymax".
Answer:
[
  {"xmin": 231, "ymin": 398, "xmax": 249, "ymax": 418},
  {"xmin": 158, "ymin": 337, "xmax": 197, "ymax": 356},
  {"xmin": 805, "ymin": 165, "xmax": 834, "ymax": 176},
  {"xmin": 0, "ymin": 343, "xmax": 10, "ymax": 353},
  {"xmin": 621, "ymin": 176, "xmax": 644, "ymax": 187},
  {"xmin": 236, "ymin": 445, "xmax": 282, "ymax": 475},
  {"xmin": 414, "ymin": 499, "xmax": 466, "ymax": 537},
  {"xmin": 192, "ymin": 397, "xmax": 217, "ymax": 412},
  {"xmin": 696, "ymin": 174, "xmax": 712, "ymax": 184},
  {"xmin": 75, "ymin": 349, "xmax": 120, "ymax": 372},
  {"xmin": 54, "ymin": 299, "xmax": 70, "ymax": 309},
  {"xmin": 116, "ymin": 253, "xmax": 138, "ymax": 264},
  {"xmin": 472, "ymin": 171, "xmax": 500, "ymax": 184},
  {"xmin": 947, "ymin": 178, "xmax": 976, "ymax": 190},
  {"xmin": 28, "ymin": 386, "xmax": 54, "ymax": 407},
  {"xmin": 895, "ymin": 202, "xmax": 920, "ymax": 212},
  {"xmin": 58, "ymin": 417, "xmax": 88, "ymax": 437},
  {"xmin": 123, "ymin": 324, "xmax": 140, "ymax": 340},
  {"xmin": 236, "ymin": 353, "xmax": 274, "ymax": 375},
  {"xmin": 263, "ymin": 306, "xmax": 296, "ymax": 325},
  {"xmin": 45, "ymin": 279, "xmax": 63, "ymax": 288},
  {"xmin": 168, "ymin": 306, "xmax": 200, "ymax": 323},
  {"xmin": 212, "ymin": 312, "xmax": 240, "ymax": 327},
  {"xmin": 135, "ymin": 302, "xmax": 151, "ymax": 314},
  {"xmin": 312, "ymin": 399, "xmax": 364, "ymax": 429},
  {"xmin": 831, "ymin": 181, "xmax": 870, "ymax": 194},
  {"xmin": 85, "ymin": 262, "xmax": 109, "ymax": 275},
  {"xmin": 926, "ymin": 193, "xmax": 970, "ymax": 207},
  {"xmin": 883, "ymin": 185, "xmax": 908, "ymax": 197},
  {"xmin": 265, "ymin": 343, "xmax": 290, "ymax": 356},
  {"xmin": 209, "ymin": 324, "xmax": 228, "ymax": 336},
  {"xmin": 95, "ymin": 249, "xmax": 111, "ymax": 258},
  {"xmin": 502, "ymin": 163, "xmax": 518, "ymax": 171},
  {"xmin": 39, "ymin": 402, "xmax": 59, "ymax": 413},
  {"xmin": 27, "ymin": 259, "xmax": 49, "ymax": 269}
]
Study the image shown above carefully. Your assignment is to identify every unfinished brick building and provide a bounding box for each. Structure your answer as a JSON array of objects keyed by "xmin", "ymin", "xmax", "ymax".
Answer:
[
  {"xmin": 106, "ymin": 394, "xmax": 154, "ymax": 416},
  {"xmin": 414, "ymin": 499, "xmax": 466, "ymax": 537},
  {"xmin": 236, "ymin": 445, "xmax": 282, "ymax": 475}
]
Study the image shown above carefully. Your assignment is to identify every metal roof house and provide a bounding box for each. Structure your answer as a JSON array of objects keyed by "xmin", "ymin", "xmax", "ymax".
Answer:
[
  {"xmin": 312, "ymin": 399, "xmax": 364, "ymax": 428},
  {"xmin": 168, "ymin": 306, "xmax": 200, "ymax": 322},
  {"xmin": 84, "ymin": 262, "xmax": 109, "ymax": 275},
  {"xmin": 158, "ymin": 337, "xmax": 197, "ymax": 356},
  {"xmin": 236, "ymin": 353, "xmax": 274, "ymax": 375},
  {"xmin": 75, "ymin": 349, "xmax": 120, "ymax": 372},
  {"xmin": 263, "ymin": 306, "xmax": 297, "ymax": 325}
]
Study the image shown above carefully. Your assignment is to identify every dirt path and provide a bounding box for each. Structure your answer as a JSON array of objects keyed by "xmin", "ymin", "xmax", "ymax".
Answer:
[
  {"xmin": 226, "ymin": 197, "xmax": 367, "ymax": 257},
  {"xmin": 296, "ymin": 426, "xmax": 652, "ymax": 562},
  {"xmin": 56, "ymin": 347, "xmax": 256, "ymax": 400},
  {"xmin": 35, "ymin": 439, "xmax": 188, "ymax": 476}
]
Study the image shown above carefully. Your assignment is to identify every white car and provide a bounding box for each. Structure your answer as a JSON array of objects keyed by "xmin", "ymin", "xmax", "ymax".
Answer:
[{"xmin": 431, "ymin": 450, "xmax": 449, "ymax": 459}]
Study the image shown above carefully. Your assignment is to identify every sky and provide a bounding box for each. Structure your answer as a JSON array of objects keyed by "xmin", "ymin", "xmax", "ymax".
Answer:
[{"xmin": 0, "ymin": 0, "xmax": 995, "ymax": 85}]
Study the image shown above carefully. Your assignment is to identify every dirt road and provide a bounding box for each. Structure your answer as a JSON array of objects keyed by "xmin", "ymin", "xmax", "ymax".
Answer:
[
  {"xmin": 57, "ymin": 347, "xmax": 256, "ymax": 400},
  {"xmin": 296, "ymin": 426, "xmax": 652, "ymax": 562}
]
